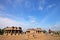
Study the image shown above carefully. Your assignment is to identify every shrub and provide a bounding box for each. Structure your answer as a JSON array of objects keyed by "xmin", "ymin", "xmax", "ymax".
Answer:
[{"xmin": 0, "ymin": 29, "xmax": 4, "ymax": 35}]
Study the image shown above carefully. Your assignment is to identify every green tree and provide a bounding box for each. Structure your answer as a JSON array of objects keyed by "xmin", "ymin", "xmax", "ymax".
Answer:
[
  {"xmin": 42, "ymin": 30, "xmax": 47, "ymax": 33},
  {"xmin": 0, "ymin": 29, "xmax": 4, "ymax": 35}
]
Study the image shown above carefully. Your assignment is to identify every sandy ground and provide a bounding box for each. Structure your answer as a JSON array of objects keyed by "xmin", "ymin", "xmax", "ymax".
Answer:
[{"xmin": 0, "ymin": 33, "xmax": 60, "ymax": 40}]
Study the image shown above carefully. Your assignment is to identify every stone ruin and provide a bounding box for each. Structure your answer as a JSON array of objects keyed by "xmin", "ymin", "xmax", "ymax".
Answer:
[
  {"xmin": 4, "ymin": 26, "xmax": 22, "ymax": 35},
  {"xmin": 4, "ymin": 26, "xmax": 43, "ymax": 35}
]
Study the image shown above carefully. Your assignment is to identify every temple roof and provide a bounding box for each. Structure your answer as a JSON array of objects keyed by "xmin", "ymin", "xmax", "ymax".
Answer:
[
  {"xmin": 35, "ymin": 28, "xmax": 42, "ymax": 31},
  {"xmin": 4, "ymin": 27, "xmax": 22, "ymax": 30},
  {"xmin": 26, "ymin": 28, "xmax": 42, "ymax": 31}
]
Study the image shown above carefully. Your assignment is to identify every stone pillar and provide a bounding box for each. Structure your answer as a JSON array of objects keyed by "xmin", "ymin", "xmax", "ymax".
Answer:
[
  {"xmin": 15, "ymin": 30, "xmax": 16, "ymax": 35},
  {"xmin": 18, "ymin": 30, "xmax": 19, "ymax": 35},
  {"xmin": 4, "ymin": 31, "xmax": 6, "ymax": 35},
  {"xmin": 14, "ymin": 30, "xmax": 16, "ymax": 35},
  {"xmin": 7, "ymin": 30, "xmax": 8, "ymax": 35},
  {"xmin": 11, "ymin": 30, "xmax": 12, "ymax": 35}
]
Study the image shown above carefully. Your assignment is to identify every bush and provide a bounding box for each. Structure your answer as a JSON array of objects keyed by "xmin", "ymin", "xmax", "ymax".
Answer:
[
  {"xmin": 42, "ymin": 30, "xmax": 47, "ymax": 33},
  {"xmin": 0, "ymin": 29, "xmax": 4, "ymax": 35}
]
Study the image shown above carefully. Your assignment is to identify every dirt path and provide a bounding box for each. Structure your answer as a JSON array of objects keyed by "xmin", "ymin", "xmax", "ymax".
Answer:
[{"xmin": 0, "ymin": 34, "xmax": 60, "ymax": 40}]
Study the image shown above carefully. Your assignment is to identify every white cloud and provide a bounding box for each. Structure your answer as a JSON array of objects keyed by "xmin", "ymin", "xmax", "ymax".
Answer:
[
  {"xmin": 0, "ymin": 11, "xmax": 16, "ymax": 19},
  {"xmin": 0, "ymin": 11, "xmax": 29, "ymax": 30},
  {"xmin": 0, "ymin": 12, "xmax": 37, "ymax": 31},
  {"xmin": 39, "ymin": 10, "xmax": 56, "ymax": 25},
  {"xmin": 0, "ymin": 17, "xmax": 31, "ymax": 31},
  {"xmin": 0, "ymin": 17, "xmax": 21, "ymax": 28},
  {"xmin": 38, "ymin": 0, "xmax": 46, "ymax": 11},
  {"xmin": 51, "ymin": 22, "xmax": 60, "ymax": 31},
  {"xmin": 0, "ymin": 11, "xmax": 26, "ymax": 21},
  {"xmin": 28, "ymin": 16, "xmax": 36, "ymax": 23},
  {"xmin": 47, "ymin": 4, "xmax": 56, "ymax": 8},
  {"xmin": 38, "ymin": 6, "xmax": 43, "ymax": 10},
  {"xmin": 38, "ymin": 0, "xmax": 56, "ymax": 11}
]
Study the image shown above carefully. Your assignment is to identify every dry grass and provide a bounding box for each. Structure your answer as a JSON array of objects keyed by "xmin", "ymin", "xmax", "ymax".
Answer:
[{"xmin": 0, "ymin": 33, "xmax": 60, "ymax": 40}]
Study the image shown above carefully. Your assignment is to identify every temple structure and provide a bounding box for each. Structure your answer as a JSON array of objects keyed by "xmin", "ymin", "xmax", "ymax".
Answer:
[
  {"xmin": 4, "ymin": 26, "xmax": 22, "ymax": 35},
  {"xmin": 26, "ymin": 28, "xmax": 43, "ymax": 34},
  {"xmin": 4, "ymin": 26, "xmax": 43, "ymax": 35}
]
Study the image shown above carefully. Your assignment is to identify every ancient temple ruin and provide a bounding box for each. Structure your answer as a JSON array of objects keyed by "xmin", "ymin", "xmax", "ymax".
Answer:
[
  {"xmin": 4, "ymin": 26, "xmax": 44, "ymax": 35},
  {"xmin": 26, "ymin": 28, "xmax": 43, "ymax": 34},
  {"xmin": 4, "ymin": 26, "xmax": 22, "ymax": 35}
]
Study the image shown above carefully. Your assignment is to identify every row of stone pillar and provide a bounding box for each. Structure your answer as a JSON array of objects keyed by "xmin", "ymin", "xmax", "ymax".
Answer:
[{"xmin": 4, "ymin": 30, "xmax": 22, "ymax": 35}]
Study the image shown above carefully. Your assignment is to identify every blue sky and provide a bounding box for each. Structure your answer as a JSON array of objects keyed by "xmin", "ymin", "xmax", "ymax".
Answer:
[{"xmin": 0, "ymin": 0, "xmax": 60, "ymax": 31}]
